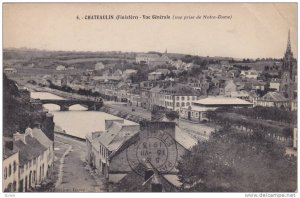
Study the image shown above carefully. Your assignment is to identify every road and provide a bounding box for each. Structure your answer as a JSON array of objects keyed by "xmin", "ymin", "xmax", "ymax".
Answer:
[{"xmin": 53, "ymin": 134, "xmax": 107, "ymax": 192}]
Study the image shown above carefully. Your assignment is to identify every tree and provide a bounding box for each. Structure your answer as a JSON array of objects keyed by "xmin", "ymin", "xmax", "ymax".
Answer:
[{"xmin": 177, "ymin": 127, "xmax": 297, "ymax": 192}]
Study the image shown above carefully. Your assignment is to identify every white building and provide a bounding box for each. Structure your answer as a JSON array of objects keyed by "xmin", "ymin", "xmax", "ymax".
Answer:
[
  {"xmin": 95, "ymin": 62, "xmax": 105, "ymax": 70},
  {"xmin": 240, "ymin": 70, "xmax": 259, "ymax": 79},
  {"xmin": 136, "ymin": 53, "xmax": 167, "ymax": 66},
  {"xmin": 158, "ymin": 84, "xmax": 200, "ymax": 112},
  {"xmin": 11, "ymin": 127, "xmax": 54, "ymax": 192},
  {"xmin": 4, "ymin": 67, "xmax": 17, "ymax": 74},
  {"xmin": 3, "ymin": 137, "xmax": 19, "ymax": 192},
  {"xmin": 180, "ymin": 97, "xmax": 253, "ymax": 123},
  {"xmin": 270, "ymin": 78, "xmax": 281, "ymax": 91},
  {"xmin": 148, "ymin": 72, "xmax": 163, "ymax": 81},
  {"xmin": 56, "ymin": 65, "xmax": 66, "ymax": 71}
]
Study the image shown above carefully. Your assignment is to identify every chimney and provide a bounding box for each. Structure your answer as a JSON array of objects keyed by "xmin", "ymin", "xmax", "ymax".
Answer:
[
  {"xmin": 91, "ymin": 131, "xmax": 102, "ymax": 139},
  {"xmin": 25, "ymin": 127, "xmax": 34, "ymax": 137},
  {"xmin": 13, "ymin": 132, "xmax": 26, "ymax": 144},
  {"xmin": 151, "ymin": 174, "xmax": 163, "ymax": 192},
  {"xmin": 105, "ymin": 119, "xmax": 124, "ymax": 130},
  {"xmin": 139, "ymin": 121, "xmax": 176, "ymax": 139}
]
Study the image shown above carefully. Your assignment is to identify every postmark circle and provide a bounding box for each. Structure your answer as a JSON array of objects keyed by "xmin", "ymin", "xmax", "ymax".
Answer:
[{"xmin": 126, "ymin": 130, "xmax": 178, "ymax": 176}]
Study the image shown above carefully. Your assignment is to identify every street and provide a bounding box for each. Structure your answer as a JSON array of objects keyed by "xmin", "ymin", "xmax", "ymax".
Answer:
[{"xmin": 53, "ymin": 134, "xmax": 107, "ymax": 192}]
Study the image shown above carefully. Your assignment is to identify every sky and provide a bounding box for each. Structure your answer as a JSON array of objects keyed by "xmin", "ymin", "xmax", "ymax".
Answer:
[{"xmin": 3, "ymin": 3, "xmax": 297, "ymax": 59}]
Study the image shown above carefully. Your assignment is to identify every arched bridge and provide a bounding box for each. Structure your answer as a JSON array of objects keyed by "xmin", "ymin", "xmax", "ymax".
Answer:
[{"xmin": 39, "ymin": 98, "xmax": 103, "ymax": 111}]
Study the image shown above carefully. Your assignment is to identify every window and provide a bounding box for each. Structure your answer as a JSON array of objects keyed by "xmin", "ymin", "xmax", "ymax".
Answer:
[
  {"xmin": 13, "ymin": 161, "xmax": 17, "ymax": 173},
  {"xmin": 13, "ymin": 181, "xmax": 17, "ymax": 192},
  {"xmin": 4, "ymin": 167, "xmax": 7, "ymax": 179},
  {"xmin": 176, "ymin": 102, "xmax": 180, "ymax": 107},
  {"xmin": 181, "ymin": 96, "xmax": 185, "ymax": 100},
  {"xmin": 176, "ymin": 96, "xmax": 180, "ymax": 100},
  {"xmin": 8, "ymin": 164, "xmax": 11, "ymax": 176},
  {"xmin": 187, "ymin": 102, "xmax": 190, "ymax": 106},
  {"xmin": 187, "ymin": 96, "xmax": 190, "ymax": 100},
  {"xmin": 181, "ymin": 102, "xmax": 185, "ymax": 107}
]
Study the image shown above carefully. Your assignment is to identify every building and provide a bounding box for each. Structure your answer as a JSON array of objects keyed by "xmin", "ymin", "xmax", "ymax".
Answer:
[
  {"xmin": 255, "ymin": 92, "xmax": 291, "ymax": 109},
  {"xmin": 123, "ymin": 69, "xmax": 138, "ymax": 79},
  {"xmin": 223, "ymin": 80, "xmax": 237, "ymax": 96},
  {"xmin": 56, "ymin": 65, "xmax": 66, "ymax": 71},
  {"xmin": 112, "ymin": 69, "xmax": 123, "ymax": 77},
  {"xmin": 3, "ymin": 137, "xmax": 19, "ymax": 192},
  {"xmin": 279, "ymin": 30, "xmax": 297, "ymax": 99},
  {"xmin": 136, "ymin": 53, "xmax": 168, "ymax": 66},
  {"xmin": 9, "ymin": 127, "xmax": 54, "ymax": 192},
  {"xmin": 270, "ymin": 78, "xmax": 281, "ymax": 91},
  {"xmin": 85, "ymin": 69, "xmax": 94, "ymax": 76},
  {"xmin": 180, "ymin": 97, "xmax": 253, "ymax": 123},
  {"xmin": 159, "ymin": 84, "xmax": 200, "ymax": 112},
  {"xmin": 156, "ymin": 69, "xmax": 170, "ymax": 76},
  {"xmin": 4, "ymin": 67, "xmax": 17, "ymax": 74},
  {"xmin": 149, "ymin": 86, "xmax": 163, "ymax": 109},
  {"xmin": 240, "ymin": 69, "xmax": 259, "ymax": 79},
  {"xmin": 148, "ymin": 72, "xmax": 163, "ymax": 81},
  {"xmin": 86, "ymin": 119, "xmax": 140, "ymax": 180},
  {"xmin": 95, "ymin": 62, "xmax": 105, "ymax": 70}
]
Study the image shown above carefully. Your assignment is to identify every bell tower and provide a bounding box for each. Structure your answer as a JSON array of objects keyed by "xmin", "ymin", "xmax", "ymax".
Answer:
[{"xmin": 280, "ymin": 30, "xmax": 297, "ymax": 99}]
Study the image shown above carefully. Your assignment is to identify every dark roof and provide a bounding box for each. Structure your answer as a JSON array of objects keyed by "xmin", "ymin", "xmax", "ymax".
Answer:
[
  {"xmin": 260, "ymin": 92, "xmax": 289, "ymax": 102},
  {"xmin": 111, "ymin": 163, "xmax": 178, "ymax": 192},
  {"xmin": 14, "ymin": 136, "xmax": 47, "ymax": 166},
  {"xmin": 160, "ymin": 84, "xmax": 200, "ymax": 96}
]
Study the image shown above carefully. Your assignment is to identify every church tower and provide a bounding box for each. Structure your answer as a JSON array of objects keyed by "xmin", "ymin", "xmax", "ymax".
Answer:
[{"xmin": 280, "ymin": 30, "xmax": 297, "ymax": 99}]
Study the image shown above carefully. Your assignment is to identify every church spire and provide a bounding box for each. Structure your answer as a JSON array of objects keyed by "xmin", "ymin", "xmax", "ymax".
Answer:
[{"xmin": 286, "ymin": 29, "xmax": 292, "ymax": 54}]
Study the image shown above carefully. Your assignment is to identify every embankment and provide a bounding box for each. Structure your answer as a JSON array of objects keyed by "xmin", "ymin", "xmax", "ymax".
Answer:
[{"xmin": 100, "ymin": 105, "xmax": 149, "ymax": 123}]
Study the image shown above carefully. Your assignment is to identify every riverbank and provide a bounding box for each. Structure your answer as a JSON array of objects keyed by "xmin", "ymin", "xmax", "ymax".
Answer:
[
  {"xmin": 30, "ymin": 85, "xmax": 216, "ymax": 140},
  {"xmin": 29, "ymin": 85, "xmax": 150, "ymax": 123}
]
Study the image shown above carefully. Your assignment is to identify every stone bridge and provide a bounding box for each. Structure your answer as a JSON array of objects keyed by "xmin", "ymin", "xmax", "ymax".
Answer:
[{"xmin": 40, "ymin": 98, "xmax": 103, "ymax": 111}]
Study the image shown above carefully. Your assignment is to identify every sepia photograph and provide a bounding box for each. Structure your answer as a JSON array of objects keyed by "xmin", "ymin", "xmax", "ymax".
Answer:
[{"xmin": 2, "ymin": 2, "xmax": 298, "ymax": 194}]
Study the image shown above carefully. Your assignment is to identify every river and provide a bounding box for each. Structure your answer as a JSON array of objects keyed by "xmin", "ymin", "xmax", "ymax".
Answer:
[{"xmin": 30, "ymin": 92, "xmax": 136, "ymax": 139}]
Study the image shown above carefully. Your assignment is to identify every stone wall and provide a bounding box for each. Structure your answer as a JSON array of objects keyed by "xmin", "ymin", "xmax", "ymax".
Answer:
[{"xmin": 100, "ymin": 105, "xmax": 148, "ymax": 123}]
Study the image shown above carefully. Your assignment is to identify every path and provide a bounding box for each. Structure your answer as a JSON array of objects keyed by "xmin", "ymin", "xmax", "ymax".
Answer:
[{"xmin": 53, "ymin": 134, "xmax": 107, "ymax": 192}]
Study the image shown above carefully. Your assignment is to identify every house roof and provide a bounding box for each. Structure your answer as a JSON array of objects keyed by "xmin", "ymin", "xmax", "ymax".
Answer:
[
  {"xmin": 32, "ymin": 128, "xmax": 53, "ymax": 148},
  {"xmin": 194, "ymin": 97, "xmax": 252, "ymax": 106},
  {"xmin": 137, "ymin": 53, "xmax": 161, "ymax": 58},
  {"xmin": 124, "ymin": 69, "xmax": 137, "ymax": 74},
  {"xmin": 111, "ymin": 163, "xmax": 179, "ymax": 192},
  {"xmin": 161, "ymin": 84, "xmax": 200, "ymax": 96},
  {"xmin": 150, "ymin": 85, "xmax": 163, "ymax": 93},
  {"xmin": 175, "ymin": 126, "xmax": 198, "ymax": 150},
  {"xmin": 92, "ymin": 122, "xmax": 140, "ymax": 152},
  {"xmin": 14, "ymin": 136, "xmax": 47, "ymax": 166},
  {"xmin": 260, "ymin": 92, "xmax": 289, "ymax": 102},
  {"xmin": 149, "ymin": 72, "xmax": 162, "ymax": 75}
]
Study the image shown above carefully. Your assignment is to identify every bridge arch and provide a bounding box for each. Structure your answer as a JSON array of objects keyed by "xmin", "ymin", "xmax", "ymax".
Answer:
[
  {"xmin": 40, "ymin": 99, "xmax": 103, "ymax": 111},
  {"xmin": 42, "ymin": 103, "xmax": 62, "ymax": 111},
  {"xmin": 68, "ymin": 104, "xmax": 88, "ymax": 111}
]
